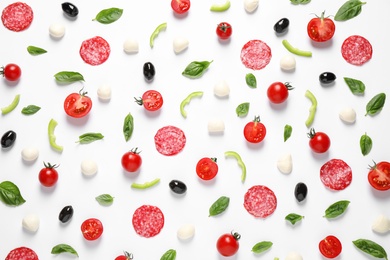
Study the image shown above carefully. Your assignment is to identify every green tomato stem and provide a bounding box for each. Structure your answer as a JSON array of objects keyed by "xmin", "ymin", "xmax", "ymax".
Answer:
[
  {"xmin": 282, "ymin": 39, "xmax": 312, "ymax": 57},
  {"xmin": 224, "ymin": 151, "xmax": 246, "ymax": 182},
  {"xmin": 131, "ymin": 178, "xmax": 160, "ymax": 189},
  {"xmin": 305, "ymin": 90, "xmax": 317, "ymax": 127},
  {"xmin": 210, "ymin": 0, "xmax": 231, "ymax": 12},
  {"xmin": 150, "ymin": 22, "xmax": 167, "ymax": 48},
  {"xmin": 48, "ymin": 119, "xmax": 64, "ymax": 152},
  {"xmin": 180, "ymin": 91, "xmax": 203, "ymax": 118},
  {"xmin": 1, "ymin": 94, "xmax": 20, "ymax": 114}
]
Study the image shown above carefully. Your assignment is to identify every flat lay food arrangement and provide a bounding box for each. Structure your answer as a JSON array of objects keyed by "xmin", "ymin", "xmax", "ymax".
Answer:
[{"xmin": 1, "ymin": 0, "xmax": 389, "ymax": 259}]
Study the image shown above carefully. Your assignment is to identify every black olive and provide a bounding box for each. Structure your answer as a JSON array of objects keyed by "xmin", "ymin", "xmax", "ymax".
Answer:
[
  {"xmin": 143, "ymin": 62, "xmax": 155, "ymax": 81},
  {"xmin": 294, "ymin": 182, "xmax": 308, "ymax": 202},
  {"xmin": 1, "ymin": 130, "xmax": 16, "ymax": 148},
  {"xmin": 319, "ymin": 72, "xmax": 336, "ymax": 84},
  {"xmin": 169, "ymin": 180, "xmax": 187, "ymax": 194},
  {"xmin": 59, "ymin": 205, "xmax": 74, "ymax": 223},
  {"xmin": 274, "ymin": 18, "xmax": 290, "ymax": 34},
  {"xmin": 61, "ymin": 2, "xmax": 79, "ymax": 18}
]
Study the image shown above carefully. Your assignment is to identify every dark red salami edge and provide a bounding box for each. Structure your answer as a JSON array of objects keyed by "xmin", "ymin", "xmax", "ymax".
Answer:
[
  {"xmin": 243, "ymin": 185, "xmax": 277, "ymax": 218},
  {"xmin": 79, "ymin": 36, "xmax": 111, "ymax": 66},
  {"xmin": 154, "ymin": 125, "xmax": 186, "ymax": 156},
  {"xmin": 132, "ymin": 205, "xmax": 164, "ymax": 238},
  {"xmin": 1, "ymin": 2, "xmax": 33, "ymax": 32},
  {"xmin": 240, "ymin": 39, "xmax": 272, "ymax": 70},
  {"xmin": 320, "ymin": 159, "xmax": 352, "ymax": 191},
  {"xmin": 341, "ymin": 35, "xmax": 372, "ymax": 66}
]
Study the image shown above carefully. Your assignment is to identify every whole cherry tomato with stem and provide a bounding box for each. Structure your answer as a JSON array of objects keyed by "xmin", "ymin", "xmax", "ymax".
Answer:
[
  {"xmin": 64, "ymin": 88, "xmax": 92, "ymax": 118},
  {"xmin": 196, "ymin": 157, "xmax": 218, "ymax": 180},
  {"xmin": 319, "ymin": 235, "xmax": 342, "ymax": 258},
  {"xmin": 216, "ymin": 231, "xmax": 241, "ymax": 257},
  {"xmin": 134, "ymin": 90, "xmax": 163, "ymax": 112},
  {"xmin": 307, "ymin": 128, "xmax": 330, "ymax": 153},
  {"xmin": 243, "ymin": 116, "xmax": 266, "ymax": 143},
  {"xmin": 121, "ymin": 148, "xmax": 142, "ymax": 172},
  {"xmin": 81, "ymin": 218, "xmax": 103, "ymax": 241},
  {"xmin": 216, "ymin": 22, "xmax": 232, "ymax": 40},
  {"xmin": 39, "ymin": 162, "xmax": 59, "ymax": 187},
  {"xmin": 368, "ymin": 161, "xmax": 390, "ymax": 191},
  {"xmin": 267, "ymin": 82, "xmax": 293, "ymax": 104},
  {"xmin": 115, "ymin": 251, "xmax": 133, "ymax": 260},
  {"xmin": 1, "ymin": 63, "xmax": 21, "ymax": 81},
  {"xmin": 171, "ymin": 0, "xmax": 190, "ymax": 14},
  {"xmin": 307, "ymin": 11, "xmax": 335, "ymax": 42}
]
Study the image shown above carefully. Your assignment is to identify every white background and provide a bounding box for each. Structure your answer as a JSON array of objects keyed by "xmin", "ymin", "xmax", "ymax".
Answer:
[{"xmin": 1, "ymin": 0, "xmax": 390, "ymax": 259}]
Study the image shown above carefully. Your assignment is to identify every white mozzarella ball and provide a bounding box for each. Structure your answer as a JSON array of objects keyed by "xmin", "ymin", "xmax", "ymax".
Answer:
[
  {"xmin": 372, "ymin": 214, "xmax": 390, "ymax": 234},
  {"xmin": 177, "ymin": 224, "xmax": 195, "ymax": 240},
  {"xmin": 244, "ymin": 0, "xmax": 259, "ymax": 13},
  {"xmin": 173, "ymin": 37, "xmax": 189, "ymax": 53},
  {"xmin": 97, "ymin": 85, "xmax": 112, "ymax": 100},
  {"xmin": 214, "ymin": 80, "xmax": 230, "ymax": 97},
  {"xmin": 339, "ymin": 107, "xmax": 356, "ymax": 124},
  {"xmin": 123, "ymin": 39, "xmax": 139, "ymax": 53},
  {"xmin": 285, "ymin": 251, "xmax": 303, "ymax": 260},
  {"xmin": 21, "ymin": 147, "xmax": 39, "ymax": 162},
  {"xmin": 49, "ymin": 23, "xmax": 65, "ymax": 38},
  {"xmin": 81, "ymin": 159, "xmax": 98, "ymax": 176},
  {"xmin": 22, "ymin": 214, "xmax": 40, "ymax": 233},
  {"xmin": 277, "ymin": 153, "xmax": 293, "ymax": 174},
  {"xmin": 280, "ymin": 55, "xmax": 296, "ymax": 71},
  {"xmin": 208, "ymin": 120, "xmax": 225, "ymax": 133}
]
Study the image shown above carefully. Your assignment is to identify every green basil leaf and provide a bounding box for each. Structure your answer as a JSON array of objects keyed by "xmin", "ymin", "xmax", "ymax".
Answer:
[
  {"xmin": 252, "ymin": 241, "xmax": 273, "ymax": 254},
  {"xmin": 335, "ymin": 0, "xmax": 366, "ymax": 21},
  {"xmin": 182, "ymin": 60, "xmax": 213, "ymax": 79},
  {"xmin": 245, "ymin": 73, "xmax": 257, "ymax": 88},
  {"xmin": 0, "ymin": 181, "xmax": 26, "ymax": 206},
  {"xmin": 353, "ymin": 239, "xmax": 388, "ymax": 260},
  {"xmin": 51, "ymin": 244, "xmax": 79, "ymax": 257},
  {"xmin": 236, "ymin": 102, "xmax": 250, "ymax": 117},
  {"xmin": 360, "ymin": 133, "xmax": 372, "ymax": 156},
  {"xmin": 209, "ymin": 196, "xmax": 230, "ymax": 216},
  {"xmin": 285, "ymin": 213, "xmax": 304, "ymax": 225},
  {"xmin": 160, "ymin": 249, "xmax": 176, "ymax": 260},
  {"xmin": 93, "ymin": 7, "xmax": 123, "ymax": 24},
  {"xmin": 123, "ymin": 113, "xmax": 134, "ymax": 142},
  {"xmin": 290, "ymin": 0, "xmax": 311, "ymax": 4},
  {"xmin": 95, "ymin": 194, "xmax": 114, "ymax": 206},
  {"xmin": 77, "ymin": 132, "xmax": 104, "ymax": 144},
  {"xmin": 343, "ymin": 77, "xmax": 365, "ymax": 95},
  {"xmin": 284, "ymin": 124, "xmax": 292, "ymax": 142},
  {"xmin": 27, "ymin": 45, "xmax": 47, "ymax": 55},
  {"xmin": 54, "ymin": 71, "xmax": 84, "ymax": 83},
  {"xmin": 21, "ymin": 105, "xmax": 41, "ymax": 115},
  {"xmin": 324, "ymin": 200, "xmax": 350, "ymax": 219},
  {"xmin": 366, "ymin": 93, "xmax": 386, "ymax": 116}
]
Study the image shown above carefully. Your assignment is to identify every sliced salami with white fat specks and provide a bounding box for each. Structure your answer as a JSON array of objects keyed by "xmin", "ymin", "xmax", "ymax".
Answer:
[
  {"xmin": 132, "ymin": 205, "xmax": 164, "ymax": 238},
  {"xmin": 79, "ymin": 36, "xmax": 111, "ymax": 66},
  {"xmin": 244, "ymin": 185, "xmax": 277, "ymax": 218},
  {"xmin": 341, "ymin": 35, "xmax": 372, "ymax": 66},
  {"xmin": 320, "ymin": 159, "xmax": 352, "ymax": 191},
  {"xmin": 1, "ymin": 2, "xmax": 33, "ymax": 32},
  {"xmin": 154, "ymin": 125, "xmax": 186, "ymax": 156},
  {"xmin": 240, "ymin": 39, "xmax": 272, "ymax": 70}
]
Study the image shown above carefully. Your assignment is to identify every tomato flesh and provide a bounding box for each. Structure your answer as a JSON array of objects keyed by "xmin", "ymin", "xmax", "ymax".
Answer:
[
  {"xmin": 319, "ymin": 235, "xmax": 342, "ymax": 258},
  {"xmin": 216, "ymin": 22, "xmax": 232, "ymax": 40},
  {"xmin": 121, "ymin": 149, "xmax": 142, "ymax": 172},
  {"xmin": 64, "ymin": 92, "xmax": 92, "ymax": 118},
  {"xmin": 216, "ymin": 233, "xmax": 240, "ymax": 257},
  {"xmin": 368, "ymin": 161, "xmax": 390, "ymax": 191},
  {"xmin": 171, "ymin": 0, "xmax": 190, "ymax": 14},
  {"xmin": 196, "ymin": 157, "xmax": 218, "ymax": 180},
  {"xmin": 307, "ymin": 12, "xmax": 335, "ymax": 42},
  {"xmin": 81, "ymin": 218, "xmax": 103, "ymax": 241},
  {"xmin": 244, "ymin": 116, "xmax": 266, "ymax": 143},
  {"xmin": 136, "ymin": 90, "xmax": 163, "ymax": 111}
]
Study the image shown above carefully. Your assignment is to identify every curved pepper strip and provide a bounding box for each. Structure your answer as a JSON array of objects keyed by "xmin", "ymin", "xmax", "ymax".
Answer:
[
  {"xmin": 305, "ymin": 90, "xmax": 317, "ymax": 127},
  {"xmin": 282, "ymin": 39, "xmax": 312, "ymax": 57},
  {"xmin": 210, "ymin": 0, "xmax": 231, "ymax": 11},
  {"xmin": 150, "ymin": 22, "xmax": 167, "ymax": 48},
  {"xmin": 1, "ymin": 94, "xmax": 20, "ymax": 114},
  {"xmin": 180, "ymin": 91, "xmax": 203, "ymax": 118},
  {"xmin": 224, "ymin": 151, "xmax": 247, "ymax": 182},
  {"xmin": 131, "ymin": 178, "xmax": 160, "ymax": 189},
  {"xmin": 48, "ymin": 119, "xmax": 63, "ymax": 152}
]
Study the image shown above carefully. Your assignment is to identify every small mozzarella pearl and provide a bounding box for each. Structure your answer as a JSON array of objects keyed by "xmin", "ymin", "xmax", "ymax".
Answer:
[
  {"xmin": 22, "ymin": 214, "xmax": 40, "ymax": 233},
  {"xmin": 280, "ymin": 55, "xmax": 296, "ymax": 70},
  {"xmin": 97, "ymin": 85, "xmax": 112, "ymax": 100},
  {"xmin": 81, "ymin": 159, "xmax": 98, "ymax": 176},
  {"xmin": 49, "ymin": 23, "xmax": 65, "ymax": 38},
  {"xmin": 123, "ymin": 39, "xmax": 139, "ymax": 53},
  {"xmin": 21, "ymin": 147, "xmax": 39, "ymax": 162},
  {"xmin": 177, "ymin": 224, "xmax": 195, "ymax": 240}
]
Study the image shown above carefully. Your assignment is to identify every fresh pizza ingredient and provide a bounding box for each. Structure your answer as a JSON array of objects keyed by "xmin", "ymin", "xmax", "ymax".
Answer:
[
  {"xmin": 121, "ymin": 148, "xmax": 142, "ymax": 172},
  {"xmin": 135, "ymin": 90, "xmax": 163, "ymax": 111},
  {"xmin": 182, "ymin": 60, "xmax": 213, "ymax": 78},
  {"xmin": 285, "ymin": 213, "xmax": 304, "ymax": 225},
  {"xmin": 81, "ymin": 218, "xmax": 103, "ymax": 240},
  {"xmin": 123, "ymin": 38, "xmax": 139, "ymax": 53},
  {"xmin": 59, "ymin": 205, "xmax": 74, "ymax": 223},
  {"xmin": 324, "ymin": 200, "xmax": 350, "ymax": 219},
  {"xmin": 352, "ymin": 239, "xmax": 388, "ymax": 260},
  {"xmin": 169, "ymin": 180, "xmax": 187, "ymax": 194},
  {"xmin": 307, "ymin": 128, "xmax": 331, "ymax": 153},
  {"xmin": 245, "ymin": 73, "xmax": 257, "ymax": 88},
  {"xmin": 54, "ymin": 71, "xmax": 84, "ymax": 83},
  {"xmin": 49, "ymin": 23, "xmax": 65, "ymax": 38},
  {"xmin": 173, "ymin": 37, "xmax": 189, "ymax": 53},
  {"xmin": 372, "ymin": 214, "xmax": 390, "ymax": 234},
  {"xmin": 339, "ymin": 107, "xmax": 356, "ymax": 123},
  {"xmin": 1, "ymin": 63, "xmax": 21, "ymax": 81},
  {"xmin": 64, "ymin": 89, "xmax": 92, "ymax": 118},
  {"xmin": 319, "ymin": 235, "xmax": 342, "ymax": 258},
  {"xmin": 225, "ymin": 151, "xmax": 247, "ymax": 182},
  {"xmin": 21, "ymin": 147, "xmax": 39, "ymax": 162},
  {"xmin": 80, "ymin": 159, "xmax": 98, "ymax": 176},
  {"xmin": 365, "ymin": 93, "xmax": 386, "ymax": 116},
  {"xmin": 240, "ymin": 39, "xmax": 272, "ymax": 70},
  {"xmin": 0, "ymin": 181, "xmax": 26, "ymax": 206},
  {"xmin": 76, "ymin": 132, "xmax": 104, "ymax": 144},
  {"xmin": 284, "ymin": 124, "xmax": 292, "ymax": 142},
  {"xmin": 267, "ymin": 82, "xmax": 293, "ymax": 104},
  {"xmin": 22, "ymin": 213, "xmax": 40, "ymax": 232},
  {"xmin": 39, "ymin": 162, "xmax": 59, "ymax": 187},
  {"xmin": 62, "ymin": 2, "xmax": 79, "ymax": 18},
  {"xmin": 236, "ymin": 102, "xmax": 250, "ymax": 117},
  {"xmin": 244, "ymin": 185, "xmax": 277, "ymax": 218},
  {"xmin": 95, "ymin": 194, "xmax": 114, "ymax": 205},
  {"xmin": 344, "ymin": 77, "xmax": 365, "ymax": 94},
  {"xmin": 341, "ymin": 35, "xmax": 372, "ymax": 65},
  {"xmin": 252, "ymin": 241, "xmax": 273, "ymax": 254},
  {"xmin": 282, "ymin": 40, "xmax": 312, "ymax": 57},
  {"xmin": 210, "ymin": 0, "xmax": 231, "ymax": 12},
  {"xmin": 177, "ymin": 224, "xmax": 195, "ymax": 240},
  {"xmin": 48, "ymin": 118, "xmax": 63, "ymax": 152},
  {"xmin": 307, "ymin": 11, "xmax": 335, "ymax": 42},
  {"xmin": 305, "ymin": 90, "xmax": 317, "ymax": 127},
  {"xmin": 21, "ymin": 105, "xmax": 41, "ymax": 115},
  {"xmin": 360, "ymin": 133, "xmax": 372, "ymax": 156},
  {"xmin": 216, "ymin": 22, "xmax": 232, "ymax": 40},
  {"xmin": 123, "ymin": 113, "xmax": 134, "ymax": 142},
  {"xmin": 335, "ymin": 0, "xmax": 366, "ymax": 21},
  {"xmin": 5, "ymin": 246, "xmax": 38, "ymax": 260},
  {"xmin": 1, "ymin": 2, "xmax": 33, "ymax": 32},
  {"xmin": 208, "ymin": 119, "xmax": 225, "ymax": 133},
  {"xmin": 290, "ymin": 0, "xmax": 311, "ymax": 4},
  {"xmin": 280, "ymin": 55, "xmax": 296, "ymax": 70},
  {"xmin": 216, "ymin": 231, "xmax": 241, "ymax": 257},
  {"xmin": 285, "ymin": 252, "xmax": 303, "ymax": 260},
  {"xmin": 244, "ymin": 0, "xmax": 259, "ymax": 12},
  {"xmin": 180, "ymin": 91, "xmax": 203, "ymax": 118},
  {"xmin": 1, "ymin": 130, "xmax": 16, "ymax": 148},
  {"xmin": 319, "ymin": 72, "xmax": 336, "ymax": 84},
  {"xmin": 209, "ymin": 196, "xmax": 230, "ymax": 216},
  {"xmin": 320, "ymin": 159, "xmax": 352, "ymax": 190},
  {"xmin": 131, "ymin": 178, "xmax": 160, "ymax": 189},
  {"xmin": 160, "ymin": 249, "xmax": 177, "ymax": 260},
  {"xmin": 154, "ymin": 126, "xmax": 186, "ymax": 156},
  {"xmin": 51, "ymin": 244, "xmax": 79, "ymax": 257},
  {"xmin": 171, "ymin": 0, "xmax": 191, "ymax": 14},
  {"xmin": 143, "ymin": 62, "xmax": 156, "ymax": 81},
  {"xmin": 274, "ymin": 18, "xmax": 289, "ymax": 33},
  {"xmin": 150, "ymin": 22, "xmax": 167, "ymax": 48},
  {"xmin": 196, "ymin": 157, "xmax": 218, "ymax": 181},
  {"xmin": 368, "ymin": 161, "xmax": 390, "ymax": 191},
  {"xmin": 277, "ymin": 153, "xmax": 292, "ymax": 174},
  {"xmin": 132, "ymin": 205, "xmax": 164, "ymax": 238},
  {"xmin": 1, "ymin": 94, "xmax": 20, "ymax": 115},
  {"xmin": 93, "ymin": 7, "xmax": 123, "ymax": 24},
  {"xmin": 243, "ymin": 115, "xmax": 266, "ymax": 143},
  {"xmin": 294, "ymin": 182, "xmax": 308, "ymax": 202},
  {"xmin": 97, "ymin": 84, "xmax": 112, "ymax": 100},
  {"xmin": 80, "ymin": 36, "xmax": 111, "ymax": 65},
  {"xmin": 115, "ymin": 251, "xmax": 133, "ymax": 260},
  {"xmin": 214, "ymin": 80, "xmax": 230, "ymax": 97},
  {"xmin": 27, "ymin": 45, "xmax": 47, "ymax": 55}
]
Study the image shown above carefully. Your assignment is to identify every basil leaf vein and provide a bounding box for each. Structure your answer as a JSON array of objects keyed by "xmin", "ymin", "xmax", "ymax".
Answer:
[
  {"xmin": 335, "ymin": 0, "xmax": 367, "ymax": 21},
  {"xmin": 95, "ymin": 194, "xmax": 114, "ymax": 205},
  {"xmin": 343, "ymin": 77, "xmax": 365, "ymax": 95},
  {"xmin": 209, "ymin": 196, "xmax": 230, "ymax": 216},
  {"xmin": 51, "ymin": 244, "xmax": 79, "ymax": 256},
  {"xmin": 353, "ymin": 239, "xmax": 388, "ymax": 260},
  {"xmin": 236, "ymin": 102, "xmax": 250, "ymax": 117},
  {"xmin": 21, "ymin": 105, "xmax": 41, "ymax": 115},
  {"xmin": 93, "ymin": 7, "xmax": 123, "ymax": 24},
  {"xmin": 0, "ymin": 181, "xmax": 26, "ymax": 206},
  {"xmin": 324, "ymin": 200, "xmax": 350, "ymax": 219},
  {"xmin": 245, "ymin": 73, "xmax": 257, "ymax": 88},
  {"xmin": 182, "ymin": 60, "xmax": 213, "ymax": 79},
  {"xmin": 366, "ymin": 93, "xmax": 386, "ymax": 116}
]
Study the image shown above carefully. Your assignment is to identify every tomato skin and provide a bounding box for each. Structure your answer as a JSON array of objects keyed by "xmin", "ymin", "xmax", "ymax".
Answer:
[
  {"xmin": 38, "ymin": 162, "xmax": 59, "ymax": 187},
  {"xmin": 196, "ymin": 157, "xmax": 218, "ymax": 180},
  {"xmin": 121, "ymin": 148, "xmax": 142, "ymax": 172},
  {"xmin": 319, "ymin": 235, "xmax": 342, "ymax": 258},
  {"xmin": 368, "ymin": 161, "xmax": 390, "ymax": 191},
  {"xmin": 115, "ymin": 251, "xmax": 133, "ymax": 260},
  {"xmin": 243, "ymin": 116, "xmax": 266, "ymax": 143},
  {"xmin": 135, "ymin": 90, "xmax": 163, "ymax": 111},
  {"xmin": 216, "ymin": 22, "xmax": 232, "ymax": 40},
  {"xmin": 308, "ymin": 128, "xmax": 331, "ymax": 153},
  {"xmin": 81, "ymin": 218, "xmax": 103, "ymax": 241},
  {"xmin": 216, "ymin": 232, "xmax": 240, "ymax": 257},
  {"xmin": 1, "ymin": 63, "xmax": 21, "ymax": 81},
  {"xmin": 307, "ymin": 12, "xmax": 335, "ymax": 42},
  {"xmin": 267, "ymin": 82, "xmax": 292, "ymax": 104},
  {"xmin": 64, "ymin": 90, "xmax": 92, "ymax": 118},
  {"xmin": 171, "ymin": 0, "xmax": 190, "ymax": 14}
]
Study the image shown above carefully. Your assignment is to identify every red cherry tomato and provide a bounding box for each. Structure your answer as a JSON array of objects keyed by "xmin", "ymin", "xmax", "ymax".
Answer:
[
  {"xmin": 1, "ymin": 63, "xmax": 21, "ymax": 81},
  {"xmin": 216, "ymin": 22, "xmax": 232, "ymax": 40},
  {"xmin": 121, "ymin": 148, "xmax": 142, "ymax": 172},
  {"xmin": 243, "ymin": 116, "xmax": 266, "ymax": 143},
  {"xmin": 115, "ymin": 251, "xmax": 133, "ymax": 260},
  {"xmin": 308, "ymin": 128, "xmax": 331, "ymax": 153},
  {"xmin": 196, "ymin": 157, "xmax": 218, "ymax": 180},
  {"xmin": 319, "ymin": 235, "xmax": 342, "ymax": 258},
  {"xmin": 64, "ymin": 89, "xmax": 92, "ymax": 118},
  {"xmin": 368, "ymin": 161, "xmax": 390, "ymax": 191},
  {"xmin": 307, "ymin": 11, "xmax": 335, "ymax": 42},
  {"xmin": 81, "ymin": 218, "xmax": 103, "ymax": 241},
  {"xmin": 38, "ymin": 162, "xmax": 59, "ymax": 187},
  {"xmin": 216, "ymin": 231, "xmax": 241, "ymax": 257},
  {"xmin": 267, "ymin": 82, "xmax": 293, "ymax": 104},
  {"xmin": 171, "ymin": 0, "xmax": 190, "ymax": 14},
  {"xmin": 135, "ymin": 90, "xmax": 163, "ymax": 111}
]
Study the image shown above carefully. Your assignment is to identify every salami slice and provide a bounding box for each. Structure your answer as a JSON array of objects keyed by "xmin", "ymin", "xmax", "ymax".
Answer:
[
  {"xmin": 1, "ymin": 2, "xmax": 33, "ymax": 32},
  {"xmin": 132, "ymin": 205, "xmax": 164, "ymax": 238},
  {"xmin": 154, "ymin": 125, "xmax": 186, "ymax": 156},
  {"xmin": 320, "ymin": 159, "xmax": 352, "ymax": 190},
  {"xmin": 79, "ymin": 36, "xmax": 110, "ymax": 66},
  {"xmin": 5, "ymin": 246, "xmax": 38, "ymax": 260},
  {"xmin": 341, "ymin": 35, "xmax": 372, "ymax": 66},
  {"xmin": 240, "ymin": 39, "xmax": 272, "ymax": 70},
  {"xmin": 244, "ymin": 185, "xmax": 277, "ymax": 218}
]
